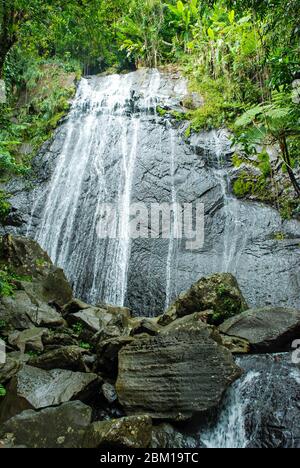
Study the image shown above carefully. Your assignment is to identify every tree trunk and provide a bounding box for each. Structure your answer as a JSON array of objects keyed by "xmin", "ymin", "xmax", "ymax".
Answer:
[
  {"xmin": 280, "ymin": 136, "xmax": 300, "ymax": 197},
  {"xmin": 0, "ymin": 0, "xmax": 17, "ymax": 78}
]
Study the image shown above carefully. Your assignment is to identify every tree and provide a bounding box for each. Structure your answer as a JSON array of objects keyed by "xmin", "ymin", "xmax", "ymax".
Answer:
[
  {"xmin": 235, "ymin": 92, "xmax": 300, "ymax": 197},
  {"xmin": 118, "ymin": 0, "xmax": 166, "ymax": 68},
  {"xmin": 0, "ymin": 0, "xmax": 23, "ymax": 76}
]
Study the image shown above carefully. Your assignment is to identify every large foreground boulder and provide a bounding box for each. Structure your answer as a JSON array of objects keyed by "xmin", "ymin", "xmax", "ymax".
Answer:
[
  {"xmin": 219, "ymin": 307, "xmax": 300, "ymax": 352},
  {"xmin": 0, "ymin": 401, "xmax": 92, "ymax": 448},
  {"xmin": 0, "ymin": 365, "xmax": 99, "ymax": 423},
  {"xmin": 0, "ymin": 235, "xmax": 72, "ymax": 307},
  {"xmin": 83, "ymin": 415, "xmax": 152, "ymax": 449},
  {"xmin": 116, "ymin": 321, "xmax": 241, "ymax": 421},
  {"xmin": 163, "ymin": 273, "xmax": 248, "ymax": 324}
]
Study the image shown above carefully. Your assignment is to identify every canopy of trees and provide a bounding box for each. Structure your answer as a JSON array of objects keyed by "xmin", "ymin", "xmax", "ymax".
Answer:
[{"xmin": 0, "ymin": 0, "xmax": 299, "ymax": 199}]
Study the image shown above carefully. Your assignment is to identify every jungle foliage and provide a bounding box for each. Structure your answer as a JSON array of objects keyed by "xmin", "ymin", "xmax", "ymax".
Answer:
[{"xmin": 0, "ymin": 1, "xmax": 299, "ymax": 197}]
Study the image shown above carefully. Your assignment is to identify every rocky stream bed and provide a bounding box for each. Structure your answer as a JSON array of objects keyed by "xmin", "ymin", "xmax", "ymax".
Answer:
[{"xmin": 0, "ymin": 235, "xmax": 299, "ymax": 448}]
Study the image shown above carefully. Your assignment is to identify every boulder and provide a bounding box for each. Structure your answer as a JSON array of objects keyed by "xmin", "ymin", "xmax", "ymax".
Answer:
[
  {"xmin": 129, "ymin": 318, "xmax": 161, "ymax": 337},
  {"xmin": 68, "ymin": 306, "xmax": 128, "ymax": 335},
  {"xmin": 219, "ymin": 334, "xmax": 250, "ymax": 354},
  {"xmin": 0, "ymin": 291, "xmax": 65, "ymax": 332},
  {"xmin": 42, "ymin": 330, "xmax": 79, "ymax": 349},
  {"xmin": 0, "ymin": 234, "xmax": 52, "ymax": 279},
  {"xmin": 161, "ymin": 311, "xmax": 215, "ymax": 333},
  {"xmin": 8, "ymin": 327, "xmax": 48, "ymax": 353},
  {"xmin": 182, "ymin": 92, "xmax": 204, "ymax": 110},
  {"xmin": 28, "ymin": 346, "xmax": 90, "ymax": 372},
  {"xmin": 0, "ymin": 401, "xmax": 92, "ymax": 448},
  {"xmin": 219, "ymin": 307, "xmax": 300, "ymax": 352},
  {"xmin": 0, "ymin": 354, "xmax": 29, "ymax": 384},
  {"xmin": 62, "ymin": 298, "xmax": 91, "ymax": 316},
  {"xmin": 0, "ymin": 365, "xmax": 99, "ymax": 423},
  {"xmin": 151, "ymin": 423, "xmax": 197, "ymax": 449},
  {"xmin": 96, "ymin": 336, "xmax": 135, "ymax": 376},
  {"xmin": 0, "ymin": 235, "xmax": 72, "ymax": 307},
  {"xmin": 102, "ymin": 383, "xmax": 118, "ymax": 404},
  {"xmin": 82, "ymin": 415, "xmax": 152, "ymax": 449},
  {"xmin": 163, "ymin": 273, "xmax": 248, "ymax": 325},
  {"xmin": 116, "ymin": 322, "xmax": 241, "ymax": 421}
]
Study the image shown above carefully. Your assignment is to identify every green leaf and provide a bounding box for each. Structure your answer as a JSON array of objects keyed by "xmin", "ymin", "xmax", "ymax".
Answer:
[
  {"xmin": 228, "ymin": 10, "xmax": 235, "ymax": 24},
  {"xmin": 177, "ymin": 1, "xmax": 184, "ymax": 14},
  {"xmin": 207, "ymin": 27, "xmax": 215, "ymax": 41}
]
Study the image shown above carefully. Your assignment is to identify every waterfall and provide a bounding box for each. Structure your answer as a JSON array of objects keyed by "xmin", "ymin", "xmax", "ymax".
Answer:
[
  {"xmin": 202, "ymin": 130, "xmax": 246, "ymax": 275},
  {"xmin": 28, "ymin": 69, "xmax": 188, "ymax": 308},
  {"xmin": 25, "ymin": 69, "xmax": 300, "ymax": 314},
  {"xmin": 165, "ymin": 125, "xmax": 179, "ymax": 309},
  {"xmin": 201, "ymin": 368, "xmax": 260, "ymax": 448}
]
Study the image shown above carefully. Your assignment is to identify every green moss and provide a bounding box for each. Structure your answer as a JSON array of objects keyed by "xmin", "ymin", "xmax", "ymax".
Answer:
[
  {"xmin": 170, "ymin": 110, "xmax": 187, "ymax": 121},
  {"xmin": 79, "ymin": 341, "xmax": 92, "ymax": 350},
  {"xmin": 182, "ymin": 72, "xmax": 240, "ymax": 131},
  {"xmin": 72, "ymin": 322, "xmax": 84, "ymax": 337},
  {"xmin": 0, "ymin": 191, "xmax": 11, "ymax": 223},
  {"xmin": 156, "ymin": 106, "xmax": 168, "ymax": 117},
  {"xmin": 184, "ymin": 125, "xmax": 192, "ymax": 139},
  {"xmin": 0, "ymin": 385, "xmax": 6, "ymax": 397},
  {"xmin": 233, "ymin": 171, "xmax": 272, "ymax": 202},
  {"xmin": 273, "ymin": 231, "xmax": 286, "ymax": 241},
  {"xmin": 232, "ymin": 153, "xmax": 245, "ymax": 168},
  {"xmin": 280, "ymin": 198, "xmax": 300, "ymax": 220},
  {"xmin": 0, "ymin": 269, "xmax": 15, "ymax": 297},
  {"xmin": 211, "ymin": 285, "xmax": 245, "ymax": 325}
]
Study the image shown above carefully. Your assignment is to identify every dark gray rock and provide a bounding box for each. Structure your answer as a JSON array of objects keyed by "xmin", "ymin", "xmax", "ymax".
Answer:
[
  {"xmin": 200, "ymin": 354, "xmax": 300, "ymax": 448},
  {"xmin": 28, "ymin": 346, "xmax": 90, "ymax": 372},
  {"xmin": 82, "ymin": 415, "xmax": 152, "ymax": 449},
  {"xmin": 0, "ymin": 401, "xmax": 92, "ymax": 448},
  {"xmin": 96, "ymin": 336, "xmax": 135, "ymax": 376},
  {"xmin": 0, "ymin": 365, "xmax": 99, "ymax": 422},
  {"xmin": 0, "ymin": 354, "xmax": 28, "ymax": 384},
  {"xmin": 8, "ymin": 327, "xmax": 48, "ymax": 353},
  {"xmin": 219, "ymin": 307, "xmax": 300, "ymax": 352},
  {"xmin": 116, "ymin": 322, "xmax": 241, "ymax": 421},
  {"xmin": 151, "ymin": 423, "xmax": 198, "ymax": 449},
  {"xmin": 0, "ymin": 235, "xmax": 72, "ymax": 307},
  {"xmin": 0, "ymin": 291, "xmax": 65, "ymax": 332},
  {"xmin": 102, "ymin": 382, "xmax": 118, "ymax": 404}
]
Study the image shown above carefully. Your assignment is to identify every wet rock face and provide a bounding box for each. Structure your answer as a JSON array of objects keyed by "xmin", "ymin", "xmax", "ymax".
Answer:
[
  {"xmin": 116, "ymin": 323, "xmax": 241, "ymax": 421},
  {"xmin": 242, "ymin": 354, "xmax": 300, "ymax": 448},
  {"xmin": 0, "ymin": 401, "xmax": 92, "ymax": 448},
  {"xmin": 2, "ymin": 71, "xmax": 300, "ymax": 316},
  {"xmin": 200, "ymin": 354, "xmax": 300, "ymax": 449},
  {"xmin": 219, "ymin": 307, "xmax": 300, "ymax": 352}
]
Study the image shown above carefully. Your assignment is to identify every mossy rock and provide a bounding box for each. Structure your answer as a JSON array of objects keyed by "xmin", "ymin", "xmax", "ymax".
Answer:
[{"xmin": 164, "ymin": 273, "xmax": 248, "ymax": 325}]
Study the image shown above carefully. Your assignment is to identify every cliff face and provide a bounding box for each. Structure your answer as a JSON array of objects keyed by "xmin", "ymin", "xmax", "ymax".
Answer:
[{"xmin": 2, "ymin": 69, "xmax": 300, "ymax": 316}]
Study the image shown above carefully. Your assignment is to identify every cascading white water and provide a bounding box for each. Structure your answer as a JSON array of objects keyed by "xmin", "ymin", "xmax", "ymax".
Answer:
[
  {"xmin": 201, "ymin": 369, "xmax": 260, "ymax": 448},
  {"xmin": 209, "ymin": 131, "xmax": 245, "ymax": 274},
  {"xmin": 165, "ymin": 125, "xmax": 179, "ymax": 309},
  {"xmin": 28, "ymin": 69, "xmax": 188, "ymax": 308}
]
